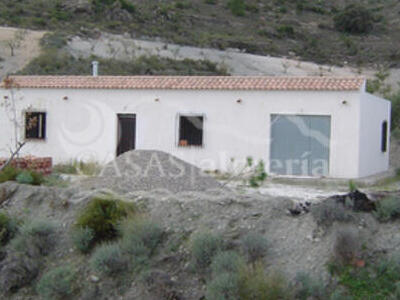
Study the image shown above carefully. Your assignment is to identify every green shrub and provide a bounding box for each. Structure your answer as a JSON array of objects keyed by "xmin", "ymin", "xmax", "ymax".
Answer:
[
  {"xmin": 374, "ymin": 196, "xmax": 400, "ymax": 222},
  {"xmin": 238, "ymin": 264, "xmax": 291, "ymax": 300},
  {"xmin": 75, "ymin": 161, "xmax": 102, "ymax": 176},
  {"xmin": 0, "ymin": 166, "xmax": 19, "ymax": 183},
  {"xmin": 334, "ymin": 4, "xmax": 374, "ymax": 34},
  {"xmin": 211, "ymin": 251, "xmax": 244, "ymax": 276},
  {"xmin": 40, "ymin": 32, "xmax": 68, "ymax": 49},
  {"xmin": 191, "ymin": 232, "xmax": 223, "ymax": 271},
  {"xmin": 71, "ymin": 227, "xmax": 95, "ymax": 253},
  {"xmin": 240, "ymin": 232, "xmax": 268, "ymax": 264},
  {"xmin": 37, "ymin": 266, "xmax": 76, "ymax": 300},
  {"xmin": 276, "ymin": 25, "xmax": 295, "ymax": 38},
  {"xmin": 16, "ymin": 170, "xmax": 34, "ymax": 185},
  {"xmin": 311, "ymin": 199, "xmax": 353, "ymax": 227},
  {"xmin": 348, "ymin": 180, "xmax": 357, "ymax": 192},
  {"xmin": 206, "ymin": 272, "xmax": 240, "ymax": 300},
  {"xmin": 0, "ymin": 211, "xmax": 17, "ymax": 246},
  {"xmin": 19, "ymin": 52, "xmax": 228, "ymax": 77},
  {"xmin": 333, "ymin": 226, "xmax": 361, "ymax": 266},
  {"xmin": 248, "ymin": 160, "xmax": 267, "ymax": 187},
  {"xmin": 228, "ymin": 0, "xmax": 245, "ymax": 16},
  {"xmin": 75, "ymin": 194, "xmax": 136, "ymax": 243},
  {"xmin": 11, "ymin": 218, "xmax": 57, "ymax": 257},
  {"xmin": 336, "ymin": 257, "xmax": 400, "ymax": 299},
  {"xmin": 119, "ymin": 0, "xmax": 135, "ymax": 13},
  {"xmin": 0, "ymin": 167, "xmax": 43, "ymax": 186},
  {"xmin": 29, "ymin": 170, "xmax": 44, "ymax": 185},
  {"xmin": 90, "ymin": 243, "xmax": 128, "ymax": 276},
  {"xmin": 295, "ymin": 272, "xmax": 326, "ymax": 300},
  {"xmin": 119, "ymin": 218, "xmax": 163, "ymax": 261},
  {"xmin": 53, "ymin": 163, "xmax": 78, "ymax": 175}
]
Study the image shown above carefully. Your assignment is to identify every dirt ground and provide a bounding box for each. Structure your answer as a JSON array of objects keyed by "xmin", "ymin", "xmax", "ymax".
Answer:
[
  {"xmin": 66, "ymin": 31, "xmax": 400, "ymax": 89},
  {"xmin": 0, "ymin": 27, "xmax": 45, "ymax": 78}
]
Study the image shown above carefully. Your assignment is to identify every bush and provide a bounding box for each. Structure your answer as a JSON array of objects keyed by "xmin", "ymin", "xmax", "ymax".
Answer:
[
  {"xmin": 37, "ymin": 266, "xmax": 76, "ymax": 300},
  {"xmin": 90, "ymin": 243, "xmax": 128, "ymax": 276},
  {"xmin": 374, "ymin": 196, "xmax": 400, "ymax": 222},
  {"xmin": 211, "ymin": 251, "xmax": 244, "ymax": 276},
  {"xmin": 0, "ymin": 166, "xmax": 19, "ymax": 183},
  {"xmin": 295, "ymin": 272, "xmax": 326, "ymax": 300},
  {"xmin": 0, "ymin": 167, "xmax": 43, "ymax": 186},
  {"xmin": 29, "ymin": 170, "xmax": 44, "ymax": 185},
  {"xmin": 333, "ymin": 226, "xmax": 361, "ymax": 266},
  {"xmin": 16, "ymin": 170, "xmax": 34, "ymax": 185},
  {"xmin": 240, "ymin": 232, "xmax": 268, "ymax": 264},
  {"xmin": 206, "ymin": 272, "xmax": 240, "ymax": 300},
  {"xmin": 53, "ymin": 163, "xmax": 78, "ymax": 175},
  {"xmin": 276, "ymin": 25, "xmax": 295, "ymax": 38},
  {"xmin": 11, "ymin": 218, "xmax": 57, "ymax": 257},
  {"xmin": 53, "ymin": 160, "xmax": 102, "ymax": 176},
  {"xmin": 191, "ymin": 232, "xmax": 223, "ymax": 271},
  {"xmin": 119, "ymin": 218, "xmax": 163, "ymax": 261},
  {"xmin": 0, "ymin": 211, "xmax": 17, "ymax": 246},
  {"xmin": 248, "ymin": 160, "xmax": 268, "ymax": 188},
  {"xmin": 334, "ymin": 4, "xmax": 374, "ymax": 34},
  {"xmin": 0, "ymin": 252, "xmax": 40, "ymax": 293},
  {"xmin": 228, "ymin": 0, "xmax": 245, "ymax": 16},
  {"xmin": 238, "ymin": 264, "xmax": 291, "ymax": 300},
  {"xmin": 311, "ymin": 199, "xmax": 353, "ymax": 227},
  {"xmin": 71, "ymin": 227, "xmax": 95, "ymax": 253},
  {"xmin": 336, "ymin": 256, "xmax": 400, "ymax": 299},
  {"xmin": 75, "ymin": 194, "xmax": 136, "ymax": 243}
]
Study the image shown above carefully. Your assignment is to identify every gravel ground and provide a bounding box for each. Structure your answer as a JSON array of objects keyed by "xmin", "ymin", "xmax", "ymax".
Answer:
[{"xmin": 76, "ymin": 150, "xmax": 223, "ymax": 194}]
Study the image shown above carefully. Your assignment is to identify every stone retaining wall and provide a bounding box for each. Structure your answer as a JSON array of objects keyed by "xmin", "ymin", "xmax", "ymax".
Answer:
[{"xmin": 0, "ymin": 157, "xmax": 52, "ymax": 175}]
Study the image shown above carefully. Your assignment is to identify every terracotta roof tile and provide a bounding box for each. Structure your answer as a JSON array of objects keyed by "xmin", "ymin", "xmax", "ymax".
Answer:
[{"xmin": 1, "ymin": 76, "xmax": 365, "ymax": 91}]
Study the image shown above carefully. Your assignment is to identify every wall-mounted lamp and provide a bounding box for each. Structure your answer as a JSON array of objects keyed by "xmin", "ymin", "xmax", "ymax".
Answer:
[
  {"xmin": 237, "ymin": 99, "xmax": 242, "ymax": 104},
  {"xmin": 63, "ymin": 96, "xmax": 69, "ymax": 101},
  {"xmin": 155, "ymin": 98, "xmax": 160, "ymax": 102}
]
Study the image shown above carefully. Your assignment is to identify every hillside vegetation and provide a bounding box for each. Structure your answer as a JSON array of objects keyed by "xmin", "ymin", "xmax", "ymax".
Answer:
[{"xmin": 0, "ymin": 0, "xmax": 399, "ymax": 67}]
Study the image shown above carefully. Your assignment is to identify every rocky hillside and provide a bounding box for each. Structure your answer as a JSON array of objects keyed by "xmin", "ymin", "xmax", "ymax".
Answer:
[
  {"xmin": 0, "ymin": 0, "xmax": 399, "ymax": 68},
  {"xmin": 1, "ymin": 151, "xmax": 400, "ymax": 299}
]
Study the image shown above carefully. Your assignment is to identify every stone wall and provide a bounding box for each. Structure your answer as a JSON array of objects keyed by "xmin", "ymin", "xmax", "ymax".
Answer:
[{"xmin": 0, "ymin": 157, "xmax": 52, "ymax": 175}]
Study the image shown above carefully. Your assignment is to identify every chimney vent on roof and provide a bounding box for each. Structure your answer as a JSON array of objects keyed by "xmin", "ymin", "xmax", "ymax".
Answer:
[{"xmin": 92, "ymin": 61, "xmax": 99, "ymax": 77}]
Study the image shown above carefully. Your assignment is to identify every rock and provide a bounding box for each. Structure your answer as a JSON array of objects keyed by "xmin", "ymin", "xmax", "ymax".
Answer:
[
  {"xmin": 62, "ymin": 0, "xmax": 91, "ymax": 13},
  {"xmin": 330, "ymin": 190, "xmax": 375, "ymax": 212}
]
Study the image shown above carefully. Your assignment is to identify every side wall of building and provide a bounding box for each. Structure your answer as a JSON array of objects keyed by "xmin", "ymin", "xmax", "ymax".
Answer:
[
  {"xmin": 358, "ymin": 92, "xmax": 391, "ymax": 177},
  {"xmin": 0, "ymin": 88, "xmax": 361, "ymax": 178}
]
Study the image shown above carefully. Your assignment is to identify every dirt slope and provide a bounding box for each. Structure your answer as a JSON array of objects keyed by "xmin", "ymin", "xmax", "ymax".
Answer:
[{"xmin": 0, "ymin": 27, "xmax": 45, "ymax": 78}]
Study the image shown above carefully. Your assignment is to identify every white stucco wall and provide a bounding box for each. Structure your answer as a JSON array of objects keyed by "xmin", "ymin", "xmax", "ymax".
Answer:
[
  {"xmin": 358, "ymin": 92, "xmax": 391, "ymax": 177},
  {"xmin": 0, "ymin": 87, "xmax": 373, "ymax": 178}
]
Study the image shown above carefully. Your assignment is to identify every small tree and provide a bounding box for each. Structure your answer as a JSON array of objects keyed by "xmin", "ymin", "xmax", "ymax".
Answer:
[
  {"xmin": 0, "ymin": 77, "xmax": 33, "ymax": 171},
  {"xmin": 4, "ymin": 29, "xmax": 28, "ymax": 57}
]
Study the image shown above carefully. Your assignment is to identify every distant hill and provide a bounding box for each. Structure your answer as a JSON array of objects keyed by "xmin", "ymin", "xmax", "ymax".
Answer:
[{"xmin": 0, "ymin": 0, "xmax": 399, "ymax": 68}]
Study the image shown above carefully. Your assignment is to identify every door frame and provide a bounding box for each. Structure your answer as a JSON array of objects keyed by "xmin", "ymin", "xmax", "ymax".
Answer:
[
  {"xmin": 269, "ymin": 113, "xmax": 332, "ymax": 177},
  {"xmin": 116, "ymin": 113, "xmax": 137, "ymax": 157}
]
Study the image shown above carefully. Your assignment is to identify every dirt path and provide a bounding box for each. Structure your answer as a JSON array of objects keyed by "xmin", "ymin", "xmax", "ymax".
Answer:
[{"xmin": 0, "ymin": 27, "xmax": 46, "ymax": 78}]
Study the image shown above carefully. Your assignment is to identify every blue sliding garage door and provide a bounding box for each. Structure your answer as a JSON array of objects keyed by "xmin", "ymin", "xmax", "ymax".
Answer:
[{"xmin": 270, "ymin": 114, "xmax": 331, "ymax": 176}]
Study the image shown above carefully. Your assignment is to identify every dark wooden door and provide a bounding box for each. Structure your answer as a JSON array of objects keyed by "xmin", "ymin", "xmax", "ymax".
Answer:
[{"xmin": 117, "ymin": 114, "xmax": 136, "ymax": 156}]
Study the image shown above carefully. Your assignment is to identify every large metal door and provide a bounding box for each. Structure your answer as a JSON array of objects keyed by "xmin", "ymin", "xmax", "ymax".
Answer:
[
  {"xmin": 270, "ymin": 114, "xmax": 331, "ymax": 176},
  {"xmin": 117, "ymin": 114, "xmax": 136, "ymax": 156}
]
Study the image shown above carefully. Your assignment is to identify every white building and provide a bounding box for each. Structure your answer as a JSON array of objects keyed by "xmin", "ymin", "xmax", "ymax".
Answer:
[{"xmin": 0, "ymin": 75, "xmax": 391, "ymax": 178}]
